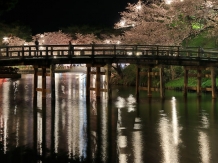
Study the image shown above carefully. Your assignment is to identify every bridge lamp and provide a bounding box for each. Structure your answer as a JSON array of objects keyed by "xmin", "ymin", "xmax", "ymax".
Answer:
[
  {"xmin": 136, "ymin": 52, "xmax": 141, "ymax": 56},
  {"xmin": 117, "ymin": 41, "xmax": 121, "ymax": 44},
  {"xmin": 127, "ymin": 52, "xmax": 132, "ymax": 55},
  {"xmin": 105, "ymin": 40, "xmax": 111, "ymax": 44}
]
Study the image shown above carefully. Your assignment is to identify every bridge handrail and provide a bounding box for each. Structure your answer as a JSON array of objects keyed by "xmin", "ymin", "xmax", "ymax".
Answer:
[{"xmin": 0, "ymin": 44, "xmax": 218, "ymax": 58}]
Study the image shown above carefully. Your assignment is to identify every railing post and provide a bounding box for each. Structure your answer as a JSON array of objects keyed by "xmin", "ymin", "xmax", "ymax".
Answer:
[
  {"xmin": 72, "ymin": 45, "xmax": 74, "ymax": 56},
  {"xmin": 114, "ymin": 45, "xmax": 116, "ymax": 55},
  {"xmin": 29, "ymin": 46, "xmax": 31, "ymax": 57},
  {"xmin": 6, "ymin": 47, "xmax": 9, "ymax": 57},
  {"xmin": 46, "ymin": 46, "xmax": 48, "ymax": 57},
  {"xmin": 21, "ymin": 46, "xmax": 24, "ymax": 57},
  {"xmin": 51, "ymin": 47, "xmax": 53, "ymax": 56},
  {"xmin": 92, "ymin": 44, "xmax": 94, "ymax": 55}
]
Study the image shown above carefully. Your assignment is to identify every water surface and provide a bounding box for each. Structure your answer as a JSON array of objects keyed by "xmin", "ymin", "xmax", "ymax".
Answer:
[{"xmin": 0, "ymin": 73, "xmax": 218, "ymax": 163}]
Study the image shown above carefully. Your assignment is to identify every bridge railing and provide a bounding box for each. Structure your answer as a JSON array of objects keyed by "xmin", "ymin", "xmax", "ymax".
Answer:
[{"xmin": 0, "ymin": 44, "xmax": 218, "ymax": 59}]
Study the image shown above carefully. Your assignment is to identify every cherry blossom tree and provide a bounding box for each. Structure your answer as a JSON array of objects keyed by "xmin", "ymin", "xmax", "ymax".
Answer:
[
  {"xmin": 2, "ymin": 36, "xmax": 26, "ymax": 46},
  {"xmin": 115, "ymin": 0, "xmax": 218, "ymax": 45},
  {"xmin": 32, "ymin": 31, "xmax": 71, "ymax": 45}
]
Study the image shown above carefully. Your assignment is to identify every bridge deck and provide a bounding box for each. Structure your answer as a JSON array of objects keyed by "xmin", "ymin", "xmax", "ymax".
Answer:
[{"xmin": 0, "ymin": 44, "xmax": 218, "ymax": 67}]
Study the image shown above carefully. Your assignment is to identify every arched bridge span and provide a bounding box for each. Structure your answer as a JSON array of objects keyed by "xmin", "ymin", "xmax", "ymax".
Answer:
[{"xmin": 0, "ymin": 44, "xmax": 217, "ymax": 100}]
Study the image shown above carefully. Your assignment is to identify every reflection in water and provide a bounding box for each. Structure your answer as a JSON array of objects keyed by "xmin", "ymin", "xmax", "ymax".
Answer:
[
  {"xmin": 2, "ymin": 80, "xmax": 10, "ymax": 153},
  {"xmin": 0, "ymin": 73, "xmax": 217, "ymax": 163},
  {"xmin": 55, "ymin": 73, "xmax": 87, "ymax": 160},
  {"xmin": 199, "ymin": 110, "xmax": 210, "ymax": 163},
  {"xmin": 159, "ymin": 96, "xmax": 181, "ymax": 163},
  {"xmin": 199, "ymin": 131, "xmax": 210, "ymax": 163}
]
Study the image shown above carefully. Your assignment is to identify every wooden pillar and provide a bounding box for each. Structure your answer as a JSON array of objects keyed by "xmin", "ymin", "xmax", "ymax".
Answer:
[
  {"xmin": 86, "ymin": 66, "xmax": 91, "ymax": 98},
  {"xmin": 183, "ymin": 68, "xmax": 188, "ymax": 97},
  {"xmin": 211, "ymin": 67, "xmax": 217, "ymax": 99},
  {"xmin": 135, "ymin": 66, "xmax": 140, "ymax": 100},
  {"xmin": 42, "ymin": 67, "xmax": 47, "ymax": 99},
  {"xmin": 33, "ymin": 67, "xmax": 38, "ymax": 160},
  {"xmin": 159, "ymin": 66, "xmax": 164, "ymax": 99},
  {"xmin": 96, "ymin": 67, "xmax": 101, "ymax": 99},
  {"xmin": 33, "ymin": 67, "xmax": 38, "ymax": 99},
  {"xmin": 50, "ymin": 64, "xmax": 55, "ymax": 102},
  {"xmin": 42, "ymin": 97, "xmax": 46, "ymax": 159},
  {"xmin": 147, "ymin": 67, "xmax": 152, "ymax": 98},
  {"xmin": 41, "ymin": 67, "xmax": 47, "ymax": 159},
  {"xmin": 197, "ymin": 69, "xmax": 202, "ymax": 97},
  {"xmin": 50, "ymin": 64, "xmax": 55, "ymax": 158},
  {"xmin": 106, "ymin": 64, "xmax": 112, "ymax": 100}
]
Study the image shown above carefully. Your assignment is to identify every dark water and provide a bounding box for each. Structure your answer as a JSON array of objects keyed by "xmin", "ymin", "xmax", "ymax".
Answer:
[{"xmin": 0, "ymin": 73, "xmax": 218, "ymax": 163}]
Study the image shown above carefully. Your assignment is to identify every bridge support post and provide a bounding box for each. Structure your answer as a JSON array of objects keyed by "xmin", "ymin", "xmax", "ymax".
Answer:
[
  {"xmin": 50, "ymin": 64, "xmax": 55, "ymax": 157},
  {"xmin": 211, "ymin": 67, "xmax": 217, "ymax": 99},
  {"xmin": 147, "ymin": 67, "xmax": 152, "ymax": 98},
  {"xmin": 183, "ymin": 68, "xmax": 188, "ymax": 97},
  {"xmin": 42, "ymin": 67, "xmax": 47, "ymax": 99},
  {"xmin": 33, "ymin": 66, "xmax": 38, "ymax": 159},
  {"xmin": 33, "ymin": 66, "xmax": 38, "ymax": 99},
  {"xmin": 86, "ymin": 66, "xmax": 91, "ymax": 98},
  {"xmin": 96, "ymin": 67, "xmax": 101, "ymax": 100},
  {"xmin": 159, "ymin": 66, "xmax": 165, "ymax": 99},
  {"xmin": 50, "ymin": 64, "xmax": 55, "ymax": 101},
  {"xmin": 197, "ymin": 69, "xmax": 202, "ymax": 97},
  {"xmin": 136, "ymin": 67, "xmax": 140, "ymax": 100},
  {"xmin": 86, "ymin": 64, "xmax": 110, "ymax": 100},
  {"xmin": 41, "ymin": 66, "xmax": 47, "ymax": 159},
  {"xmin": 105, "ymin": 64, "xmax": 112, "ymax": 100}
]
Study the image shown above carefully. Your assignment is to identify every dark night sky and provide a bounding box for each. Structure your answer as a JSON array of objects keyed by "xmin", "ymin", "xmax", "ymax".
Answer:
[{"xmin": 1, "ymin": 0, "xmax": 138, "ymax": 35}]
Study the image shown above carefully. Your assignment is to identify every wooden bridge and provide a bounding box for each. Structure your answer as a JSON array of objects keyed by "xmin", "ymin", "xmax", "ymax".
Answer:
[{"xmin": 0, "ymin": 44, "xmax": 218, "ymax": 100}]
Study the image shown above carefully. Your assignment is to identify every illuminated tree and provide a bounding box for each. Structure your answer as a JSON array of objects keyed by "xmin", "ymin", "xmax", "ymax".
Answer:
[
  {"xmin": 32, "ymin": 31, "xmax": 71, "ymax": 45},
  {"xmin": 72, "ymin": 33, "xmax": 101, "ymax": 44},
  {"xmin": 115, "ymin": 0, "xmax": 218, "ymax": 45},
  {"xmin": 2, "ymin": 36, "xmax": 25, "ymax": 46}
]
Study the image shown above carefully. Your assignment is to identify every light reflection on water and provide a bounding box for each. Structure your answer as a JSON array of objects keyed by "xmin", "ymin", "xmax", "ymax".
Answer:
[{"xmin": 0, "ymin": 73, "xmax": 218, "ymax": 163}]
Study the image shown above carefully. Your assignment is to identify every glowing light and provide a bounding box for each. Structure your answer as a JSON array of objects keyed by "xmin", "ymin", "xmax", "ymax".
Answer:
[
  {"xmin": 39, "ymin": 46, "xmax": 44, "ymax": 50},
  {"xmin": 3, "ymin": 37, "xmax": 9, "ymax": 41},
  {"xmin": 127, "ymin": 52, "xmax": 133, "ymax": 55},
  {"xmin": 136, "ymin": 4, "xmax": 141, "ymax": 10},
  {"xmin": 120, "ymin": 20, "xmax": 125, "ymax": 27},
  {"xmin": 165, "ymin": 0, "xmax": 173, "ymax": 4},
  {"xmin": 105, "ymin": 40, "xmax": 111, "ymax": 44}
]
